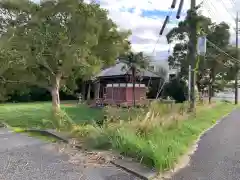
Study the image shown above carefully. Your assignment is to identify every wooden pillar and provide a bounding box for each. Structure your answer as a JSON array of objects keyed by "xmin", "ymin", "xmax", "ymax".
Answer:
[
  {"xmin": 112, "ymin": 82, "xmax": 114, "ymax": 104},
  {"xmin": 81, "ymin": 81, "xmax": 86, "ymax": 101},
  {"xmin": 118, "ymin": 82, "xmax": 121, "ymax": 104},
  {"xmin": 94, "ymin": 80, "xmax": 100, "ymax": 99}
]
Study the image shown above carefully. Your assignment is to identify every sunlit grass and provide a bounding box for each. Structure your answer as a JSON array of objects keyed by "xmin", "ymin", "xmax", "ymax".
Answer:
[{"xmin": 0, "ymin": 102, "xmax": 103, "ymax": 128}]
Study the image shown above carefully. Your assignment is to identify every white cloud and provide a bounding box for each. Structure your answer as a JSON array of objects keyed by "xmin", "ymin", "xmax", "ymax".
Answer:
[
  {"xmin": 97, "ymin": 0, "xmax": 239, "ymax": 62},
  {"xmin": 34, "ymin": 0, "xmax": 238, "ymax": 61},
  {"xmin": 97, "ymin": 0, "xmax": 177, "ymax": 61}
]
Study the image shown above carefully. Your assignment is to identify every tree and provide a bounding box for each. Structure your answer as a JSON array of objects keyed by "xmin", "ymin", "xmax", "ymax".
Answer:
[
  {"xmin": 0, "ymin": 47, "xmax": 25, "ymax": 101},
  {"xmin": 166, "ymin": 11, "xmax": 231, "ymax": 102},
  {"xmin": 163, "ymin": 77, "xmax": 188, "ymax": 103},
  {"xmin": 120, "ymin": 51, "xmax": 150, "ymax": 106},
  {"xmin": 0, "ymin": 0, "xmax": 130, "ymax": 113}
]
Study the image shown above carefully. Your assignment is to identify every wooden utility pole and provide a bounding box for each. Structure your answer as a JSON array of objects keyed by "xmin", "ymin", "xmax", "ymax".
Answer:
[
  {"xmin": 189, "ymin": 0, "xmax": 197, "ymax": 111},
  {"xmin": 188, "ymin": 65, "xmax": 191, "ymax": 102},
  {"xmin": 235, "ymin": 12, "xmax": 239, "ymax": 105}
]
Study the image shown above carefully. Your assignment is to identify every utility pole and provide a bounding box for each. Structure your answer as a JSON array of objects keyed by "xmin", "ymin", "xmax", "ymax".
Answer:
[
  {"xmin": 189, "ymin": 0, "xmax": 197, "ymax": 111},
  {"xmin": 188, "ymin": 65, "xmax": 191, "ymax": 102},
  {"xmin": 235, "ymin": 11, "xmax": 239, "ymax": 105}
]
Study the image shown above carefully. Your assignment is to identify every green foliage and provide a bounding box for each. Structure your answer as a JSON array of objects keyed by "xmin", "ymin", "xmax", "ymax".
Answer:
[
  {"xmin": 0, "ymin": 47, "xmax": 26, "ymax": 101},
  {"xmin": 120, "ymin": 51, "xmax": 150, "ymax": 72},
  {"xmin": 167, "ymin": 12, "xmax": 232, "ymax": 94},
  {"xmin": 163, "ymin": 77, "xmax": 188, "ymax": 103},
  {"xmin": 43, "ymin": 109, "xmax": 76, "ymax": 131},
  {"xmin": 0, "ymin": 0, "xmax": 130, "ymax": 102}
]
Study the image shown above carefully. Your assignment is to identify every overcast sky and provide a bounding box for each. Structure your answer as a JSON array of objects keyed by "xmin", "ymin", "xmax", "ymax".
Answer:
[
  {"xmin": 33, "ymin": 0, "xmax": 240, "ymax": 62},
  {"xmin": 91, "ymin": 0, "xmax": 240, "ymax": 61}
]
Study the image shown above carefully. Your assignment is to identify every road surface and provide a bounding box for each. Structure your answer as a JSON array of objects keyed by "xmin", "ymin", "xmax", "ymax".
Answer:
[
  {"xmin": 168, "ymin": 108, "xmax": 240, "ymax": 180},
  {"xmin": 0, "ymin": 128, "xmax": 138, "ymax": 180}
]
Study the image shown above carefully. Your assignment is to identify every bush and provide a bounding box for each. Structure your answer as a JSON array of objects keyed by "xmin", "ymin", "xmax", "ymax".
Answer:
[
  {"xmin": 43, "ymin": 109, "xmax": 75, "ymax": 131},
  {"xmin": 163, "ymin": 77, "xmax": 187, "ymax": 103}
]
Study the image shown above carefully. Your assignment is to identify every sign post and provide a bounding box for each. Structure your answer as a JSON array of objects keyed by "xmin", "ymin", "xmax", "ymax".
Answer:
[{"xmin": 197, "ymin": 36, "xmax": 207, "ymax": 56}]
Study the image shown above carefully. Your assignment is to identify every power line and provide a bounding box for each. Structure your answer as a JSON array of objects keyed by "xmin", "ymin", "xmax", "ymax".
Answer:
[
  {"xmin": 155, "ymin": 41, "xmax": 187, "ymax": 99},
  {"xmin": 200, "ymin": 0, "xmax": 236, "ymax": 27},
  {"xmin": 154, "ymin": 0, "xmax": 190, "ymax": 99},
  {"xmin": 206, "ymin": 38, "xmax": 240, "ymax": 63},
  {"xmin": 155, "ymin": 50, "xmax": 181, "ymax": 99},
  {"xmin": 205, "ymin": 52, "xmax": 234, "ymax": 68},
  {"xmin": 229, "ymin": 0, "xmax": 236, "ymax": 6},
  {"xmin": 202, "ymin": 1, "xmax": 217, "ymax": 20},
  {"xmin": 147, "ymin": 7, "xmax": 176, "ymax": 88},
  {"xmin": 219, "ymin": 0, "xmax": 236, "ymax": 21}
]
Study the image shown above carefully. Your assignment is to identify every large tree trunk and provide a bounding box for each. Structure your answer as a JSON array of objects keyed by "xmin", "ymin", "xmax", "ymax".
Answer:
[
  {"xmin": 51, "ymin": 74, "xmax": 61, "ymax": 115},
  {"xmin": 132, "ymin": 67, "xmax": 136, "ymax": 107}
]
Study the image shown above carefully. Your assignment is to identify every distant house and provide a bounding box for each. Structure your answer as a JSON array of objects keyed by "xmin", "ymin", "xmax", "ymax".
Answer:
[
  {"xmin": 80, "ymin": 59, "xmax": 178, "ymax": 104},
  {"xmin": 95, "ymin": 62, "xmax": 162, "ymax": 102}
]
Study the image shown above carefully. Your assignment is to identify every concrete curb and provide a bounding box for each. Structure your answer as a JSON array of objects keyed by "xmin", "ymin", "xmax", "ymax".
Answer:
[
  {"xmin": 22, "ymin": 129, "xmax": 83, "ymax": 150},
  {"xmin": 24, "ymin": 129, "xmax": 68, "ymax": 142},
  {"xmin": 110, "ymin": 159, "xmax": 157, "ymax": 180},
  {"xmin": 24, "ymin": 128, "xmax": 156, "ymax": 180},
  {"xmin": 0, "ymin": 122, "xmax": 83, "ymax": 150},
  {"xmin": 110, "ymin": 161, "xmax": 147, "ymax": 180}
]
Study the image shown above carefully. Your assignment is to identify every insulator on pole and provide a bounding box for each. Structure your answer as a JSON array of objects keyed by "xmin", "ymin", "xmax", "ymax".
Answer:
[
  {"xmin": 159, "ymin": 15, "xmax": 169, "ymax": 35},
  {"xmin": 171, "ymin": 0, "xmax": 177, "ymax": 9},
  {"xmin": 176, "ymin": 0, "xmax": 184, "ymax": 19}
]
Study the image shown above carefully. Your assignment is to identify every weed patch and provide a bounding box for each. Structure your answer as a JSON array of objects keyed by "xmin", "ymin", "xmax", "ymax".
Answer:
[{"xmin": 76, "ymin": 101, "xmax": 236, "ymax": 172}]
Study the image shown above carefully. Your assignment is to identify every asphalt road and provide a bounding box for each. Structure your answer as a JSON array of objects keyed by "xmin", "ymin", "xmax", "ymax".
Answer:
[
  {"xmin": 168, "ymin": 108, "xmax": 240, "ymax": 180},
  {"xmin": 0, "ymin": 128, "xmax": 138, "ymax": 180}
]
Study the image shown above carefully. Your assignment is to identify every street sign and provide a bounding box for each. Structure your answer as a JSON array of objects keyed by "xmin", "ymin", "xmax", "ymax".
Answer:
[{"xmin": 197, "ymin": 36, "xmax": 207, "ymax": 56}]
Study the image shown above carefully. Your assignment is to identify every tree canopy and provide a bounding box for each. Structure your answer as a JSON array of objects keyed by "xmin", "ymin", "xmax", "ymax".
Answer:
[
  {"xmin": 0, "ymin": 0, "xmax": 130, "ymax": 109},
  {"xmin": 166, "ymin": 11, "xmax": 234, "ymax": 100}
]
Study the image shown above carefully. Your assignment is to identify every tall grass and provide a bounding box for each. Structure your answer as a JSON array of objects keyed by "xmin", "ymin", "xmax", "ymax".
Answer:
[{"xmin": 73, "ymin": 100, "xmax": 235, "ymax": 171}]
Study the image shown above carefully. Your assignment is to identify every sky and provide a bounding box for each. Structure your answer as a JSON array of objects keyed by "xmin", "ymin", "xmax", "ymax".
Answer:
[
  {"xmin": 33, "ymin": 0, "xmax": 240, "ymax": 62},
  {"xmin": 89, "ymin": 0, "xmax": 240, "ymax": 62}
]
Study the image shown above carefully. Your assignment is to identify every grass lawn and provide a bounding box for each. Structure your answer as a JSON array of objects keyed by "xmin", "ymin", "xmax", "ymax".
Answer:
[
  {"xmin": 0, "ymin": 101, "xmax": 141, "ymax": 129},
  {"xmin": 0, "ymin": 102, "xmax": 104, "ymax": 128}
]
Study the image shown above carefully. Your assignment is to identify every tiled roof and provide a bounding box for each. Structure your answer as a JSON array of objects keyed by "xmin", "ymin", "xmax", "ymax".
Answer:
[{"xmin": 96, "ymin": 62, "xmax": 160, "ymax": 78}]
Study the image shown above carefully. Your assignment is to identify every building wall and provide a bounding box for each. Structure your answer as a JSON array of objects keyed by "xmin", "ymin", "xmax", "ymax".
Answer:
[
  {"xmin": 105, "ymin": 84, "xmax": 147, "ymax": 105},
  {"xmin": 149, "ymin": 60, "xmax": 179, "ymax": 82}
]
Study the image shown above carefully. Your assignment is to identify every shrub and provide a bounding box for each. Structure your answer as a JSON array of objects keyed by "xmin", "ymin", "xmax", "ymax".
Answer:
[
  {"xmin": 42, "ymin": 109, "xmax": 75, "ymax": 131},
  {"xmin": 163, "ymin": 77, "xmax": 187, "ymax": 103}
]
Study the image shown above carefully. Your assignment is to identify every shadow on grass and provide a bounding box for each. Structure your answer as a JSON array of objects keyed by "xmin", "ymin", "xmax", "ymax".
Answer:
[
  {"xmin": 0, "ymin": 102, "xmax": 105, "ymax": 129},
  {"xmin": 13, "ymin": 127, "xmax": 59, "ymax": 142},
  {"xmin": 62, "ymin": 105, "xmax": 104, "ymax": 124}
]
